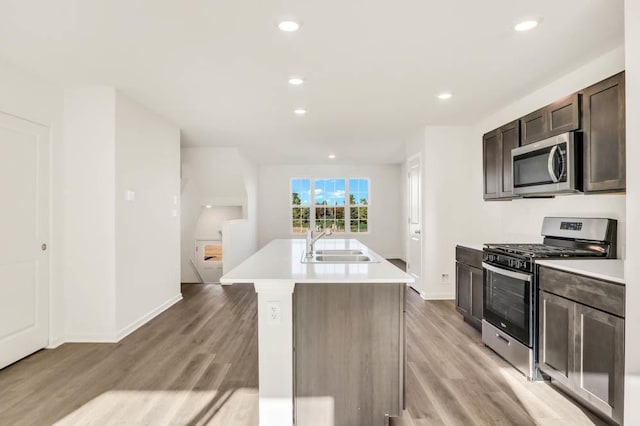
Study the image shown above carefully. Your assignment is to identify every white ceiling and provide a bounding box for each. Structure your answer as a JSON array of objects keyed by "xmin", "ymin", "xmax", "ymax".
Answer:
[{"xmin": 0, "ymin": 0, "xmax": 624, "ymax": 164}]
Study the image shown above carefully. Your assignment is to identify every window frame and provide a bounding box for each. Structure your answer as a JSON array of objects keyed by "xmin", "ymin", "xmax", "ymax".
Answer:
[
  {"xmin": 346, "ymin": 177, "xmax": 370, "ymax": 234},
  {"xmin": 289, "ymin": 177, "xmax": 370, "ymax": 235},
  {"xmin": 290, "ymin": 177, "xmax": 312, "ymax": 235}
]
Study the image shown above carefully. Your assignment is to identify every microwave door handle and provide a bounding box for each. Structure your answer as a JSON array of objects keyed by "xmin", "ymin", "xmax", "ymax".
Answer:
[{"xmin": 547, "ymin": 146, "xmax": 559, "ymax": 183}]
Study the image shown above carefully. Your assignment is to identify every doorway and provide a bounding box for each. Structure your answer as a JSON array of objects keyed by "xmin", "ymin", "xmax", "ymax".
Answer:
[
  {"xmin": 0, "ymin": 112, "xmax": 50, "ymax": 369},
  {"xmin": 407, "ymin": 154, "xmax": 422, "ymax": 293},
  {"xmin": 195, "ymin": 240, "xmax": 223, "ymax": 284}
]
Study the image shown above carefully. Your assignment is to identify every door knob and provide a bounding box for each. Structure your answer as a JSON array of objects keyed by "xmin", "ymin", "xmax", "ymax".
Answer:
[{"xmin": 41, "ymin": 243, "xmax": 47, "ymax": 251}]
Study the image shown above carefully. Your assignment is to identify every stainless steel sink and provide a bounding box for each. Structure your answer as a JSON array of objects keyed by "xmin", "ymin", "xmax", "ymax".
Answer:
[
  {"xmin": 316, "ymin": 255, "xmax": 373, "ymax": 262},
  {"xmin": 315, "ymin": 249, "xmax": 364, "ymax": 255},
  {"xmin": 301, "ymin": 252, "xmax": 379, "ymax": 263}
]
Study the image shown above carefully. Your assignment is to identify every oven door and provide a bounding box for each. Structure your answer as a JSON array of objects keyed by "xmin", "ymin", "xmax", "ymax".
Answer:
[{"xmin": 482, "ymin": 262, "xmax": 533, "ymax": 346}]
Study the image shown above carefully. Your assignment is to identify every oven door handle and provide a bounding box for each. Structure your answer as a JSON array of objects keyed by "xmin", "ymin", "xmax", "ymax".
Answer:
[{"xmin": 482, "ymin": 262, "xmax": 532, "ymax": 282}]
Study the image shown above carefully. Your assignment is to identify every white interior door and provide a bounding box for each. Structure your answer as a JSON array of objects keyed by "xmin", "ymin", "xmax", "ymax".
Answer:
[
  {"xmin": 0, "ymin": 112, "xmax": 49, "ymax": 369},
  {"xmin": 195, "ymin": 240, "xmax": 223, "ymax": 283},
  {"xmin": 407, "ymin": 155, "xmax": 422, "ymax": 293}
]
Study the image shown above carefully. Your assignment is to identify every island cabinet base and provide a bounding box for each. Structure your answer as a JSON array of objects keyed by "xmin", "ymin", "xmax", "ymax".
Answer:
[{"xmin": 293, "ymin": 283, "xmax": 406, "ymax": 426}]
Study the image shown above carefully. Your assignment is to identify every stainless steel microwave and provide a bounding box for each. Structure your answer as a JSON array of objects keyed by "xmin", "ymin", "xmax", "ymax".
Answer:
[{"xmin": 512, "ymin": 132, "xmax": 582, "ymax": 196}]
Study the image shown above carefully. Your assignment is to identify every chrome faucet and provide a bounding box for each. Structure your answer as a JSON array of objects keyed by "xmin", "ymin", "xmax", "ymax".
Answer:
[{"xmin": 305, "ymin": 226, "xmax": 334, "ymax": 258}]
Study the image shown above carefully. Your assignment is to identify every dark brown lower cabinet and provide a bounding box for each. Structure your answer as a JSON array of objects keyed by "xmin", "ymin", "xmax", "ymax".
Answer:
[
  {"xmin": 538, "ymin": 266, "xmax": 625, "ymax": 425},
  {"xmin": 539, "ymin": 291, "xmax": 573, "ymax": 387},
  {"xmin": 573, "ymin": 304, "xmax": 625, "ymax": 423},
  {"xmin": 455, "ymin": 246, "xmax": 483, "ymax": 331}
]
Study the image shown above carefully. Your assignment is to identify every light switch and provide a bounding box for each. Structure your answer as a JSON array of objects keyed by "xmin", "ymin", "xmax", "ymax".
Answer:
[{"xmin": 125, "ymin": 189, "xmax": 135, "ymax": 201}]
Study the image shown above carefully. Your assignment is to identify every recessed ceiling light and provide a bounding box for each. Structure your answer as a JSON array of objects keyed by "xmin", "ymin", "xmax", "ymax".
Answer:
[
  {"xmin": 514, "ymin": 20, "xmax": 538, "ymax": 32},
  {"xmin": 294, "ymin": 108, "xmax": 307, "ymax": 115},
  {"xmin": 278, "ymin": 20, "xmax": 300, "ymax": 32},
  {"xmin": 437, "ymin": 92, "xmax": 453, "ymax": 100},
  {"xmin": 328, "ymin": 154, "xmax": 336, "ymax": 159},
  {"xmin": 204, "ymin": 204, "xmax": 212, "ymax": 209},
  {"xmin": 288, "ymin": 76, "xmax": 304, "ymax": 86}
]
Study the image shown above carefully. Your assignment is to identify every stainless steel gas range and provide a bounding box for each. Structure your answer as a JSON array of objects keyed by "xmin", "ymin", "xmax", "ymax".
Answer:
[{"xmin": 481, "ymin": 217, "xmax": 617, "ymax": 380}]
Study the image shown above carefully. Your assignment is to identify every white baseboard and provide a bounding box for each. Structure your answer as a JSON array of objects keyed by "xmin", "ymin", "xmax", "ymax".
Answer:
[
  {"xmin": 65, "ymin": 293, "xmax": 183, "ymax": 344},
  {"xmin": 65, "ymin": 333, "xmax": 119, "ymax": 343},
  {"xmin": 46, "ymin": 337, "xmax": 65, "ymax": 349},
  {"xmin": 116, "ymin": 293, "xmax": 183, "ymax": 341},
  {"xmin": 420, "ymin": 291, "xmax": 455, "ymax": 300}
]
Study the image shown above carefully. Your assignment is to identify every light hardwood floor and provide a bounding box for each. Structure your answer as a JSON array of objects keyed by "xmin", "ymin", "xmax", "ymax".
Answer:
[{"xmin": 0, "ymin": 283, "xmax": 606, "ymax": 425}]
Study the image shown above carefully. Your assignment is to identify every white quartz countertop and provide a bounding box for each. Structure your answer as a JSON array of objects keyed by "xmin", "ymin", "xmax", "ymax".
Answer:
[
  {"xmin": 536, "ymin": 259, "xmax": 625, "ymax": 285},
  {"xmin": 457, "ymin": 243, "xmax": 486, "ymax": 252},
  {"xmin": 220, "ymin": 239, "xmax": 414, "ymax": 284}
]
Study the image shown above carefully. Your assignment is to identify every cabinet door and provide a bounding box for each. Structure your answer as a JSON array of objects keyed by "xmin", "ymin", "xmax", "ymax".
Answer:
[
  {"xmin": 539, "ymin": 291, "xmax": 573, "ymax": 387},
  {"xmin": 498, "ymin": 120, "xmax": 519, "ymax": 198},
  {"xmin": 483, "ymin": 130, "xmax": 500, "ymax": 200},
  {"xmin": 583, "ymin": 72, "xmax": 626, "ymax": 193},
  {"xmin": 455, "ymin": 262, "xmax": 471, "ymax": 316},
  {"xmin": 573, "ymin": 304, "xmax": 625, "ymax": 423},
  {"xmin": 521, "ymin": 107, "xmax": 547, "ymax": 145},
  {"xmin": 548, "ymin": 93, "xmax": 580, "ymax": 136},
  {"xmin": 470, "ymin": 266, "xmax": 483, "ymax": 325}
]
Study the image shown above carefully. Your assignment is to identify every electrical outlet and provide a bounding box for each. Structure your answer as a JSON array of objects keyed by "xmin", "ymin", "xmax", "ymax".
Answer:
[
  {"xmin": 441, "ymin": 273, "xmax": 450, "ymax": 283},
  {"xmin": 267, "ymin": 301, "xmax": 281, "ymax": 325}
]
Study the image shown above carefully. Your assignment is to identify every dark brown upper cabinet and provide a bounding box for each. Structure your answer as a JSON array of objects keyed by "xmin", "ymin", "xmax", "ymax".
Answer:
[
  {"xmin": 483, "ymin": 130, "xmax": 500, "ymax": 200},
  {"xmin": 498, "ymin": 121, "xmax": 519, "ymax": 198},
  {"xmin": 521, "ymin": 94, "xmax": 581, "ymax": 145},
  {"xmin": 483, "ymin": 120, "xmax": 520, "ymax": 200},
  {"xmin": 582, "ymin": 72, "xmax": 626, "ymax": 193}
]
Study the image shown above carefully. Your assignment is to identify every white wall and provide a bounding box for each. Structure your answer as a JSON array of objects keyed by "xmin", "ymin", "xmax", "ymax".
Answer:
[
  {"xmin": 257, "ymin": 164, "xmax": 403, "ymax": 258},
  {"xmin": 180, "ymin": 147, "xmax": 258, "ymax": 282},
  {"xmin": 399, "ymin": 161, "xmax": 408, "ymax": 262},
  {"xmin": 64, "ymin": 87, "xmax": 181, "ymax": 341},
  {"xmin": 405, "ymin": 127, "xmax": 474, "ymax": 299},
  {"xmin": 624, "ymin": 0, "xmax": 640, "ymax": 423},
  {"xmin": 63, "ymin": 87, "xmax": 117, "ymax": 340},
  {"xmin": 467, "ymin": 47, "xmax": 627, "ymax": 254},
  {"xmin": 194, "ymin": 206, "xmax": 243, "ymax": 240},
  {"xmin": 403, "ymin": 46, "xmax": 627, "ymax": 300},
  {"xmin": 114, "ymin": 92, "xmax": 181, "ymax": 335},
  {"xmin": 0, "ymin": 60, "xmax": 65, "ymax": 347}
]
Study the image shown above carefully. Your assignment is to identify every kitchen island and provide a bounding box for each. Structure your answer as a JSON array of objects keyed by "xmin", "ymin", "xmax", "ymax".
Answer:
[{"xmin": 220, "ymin": 239, "xmax": 413, "ymax": 426}]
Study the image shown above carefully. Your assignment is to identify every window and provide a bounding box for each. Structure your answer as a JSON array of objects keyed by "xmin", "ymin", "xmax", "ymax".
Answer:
[
  {"xmin": 348, "ymin": 178, "xmax": 368, "ymax": 233},
  {"xmin": 291, "ymin": 178, "xmax": 311, "ymax": 233},
  {"xmin": 291, "ymin": 178, "xmax": 369, "ymax": 233},
  {"xmin": 314, "ymin": 178, "xmax": 346, "ymax": 232}
]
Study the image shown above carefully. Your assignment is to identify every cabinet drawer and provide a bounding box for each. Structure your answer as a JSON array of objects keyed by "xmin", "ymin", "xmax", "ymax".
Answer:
[
  {"xmin": 455, "ymin": 246, "xmax": 483, "ymax": 269},
  {"xmin": 538, "ymin": 266, "xmax": 625, "ymax": 317}
]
